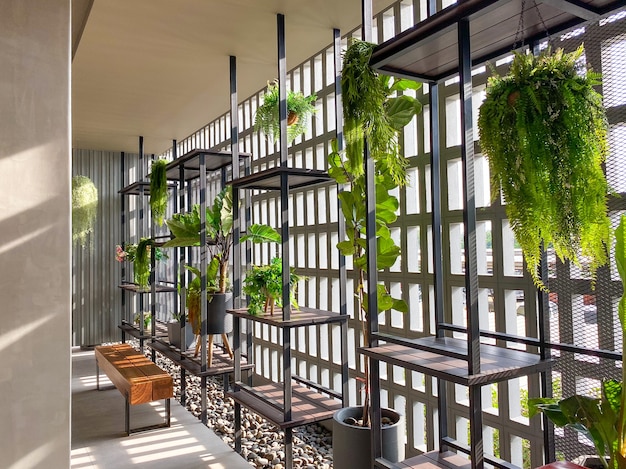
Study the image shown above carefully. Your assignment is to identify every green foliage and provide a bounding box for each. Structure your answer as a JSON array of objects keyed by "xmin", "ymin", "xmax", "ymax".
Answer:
[
  {"xmin": 254, "ymin": 80, "xmax": 317, "ymax": 143},
  {"xmin": 71, "ymin": 175, "xmax": 98, "ymax": 247},
  {"xmin": 529, "ymin": 380, "xmax": 624, "ymax": 469},
  {"xmin": 341, "ymin": 39, "xmax": 422, "ymax": 186},
  {"xmin": 478, "ymin": 46, "xmax": 611, "ymax": 289},
  {"xmin": 133, "ymin": 238, "xmax": 153, "ymax": 288},
  {"xmin": 328, "ymin": 38, "xmax": 421, "ymax": 426},
  {"xmin": 149, "ymin": 159, "xmax": 168, "ymax": 226},
  {"xmin": 184, "ymin": 260, "xmax": 219, "ymax": 335},
  {"xmin": 528, "ymin": 219, "xmax": 626, "ymax": 468},
  {"xmin": 242, "ymin": 257, "xmax": 302, "ymax": 316}
]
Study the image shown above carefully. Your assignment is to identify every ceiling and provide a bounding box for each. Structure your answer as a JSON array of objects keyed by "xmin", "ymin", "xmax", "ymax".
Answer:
[{"xmin": 72, "ymin": 0, "xmax": 394, "ymax": 155}]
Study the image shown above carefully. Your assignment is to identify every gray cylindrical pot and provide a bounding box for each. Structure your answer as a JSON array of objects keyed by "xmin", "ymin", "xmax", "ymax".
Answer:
[
  {"xmin": 167, "ymin": 321, "xmax": 194, "ymax": 349},
  {"xmin": 207, "ymin": 292, "xmax": 233, "ymax": 334},
  {"xmin": 333, "ymin": 406, "xmax": 404, "ymax": 469}
]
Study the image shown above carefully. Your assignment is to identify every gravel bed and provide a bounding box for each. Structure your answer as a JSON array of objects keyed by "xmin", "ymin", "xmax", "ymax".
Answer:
[{"xmin": 150, "ymin": 347, "xmax": 334, "ymax": 469}]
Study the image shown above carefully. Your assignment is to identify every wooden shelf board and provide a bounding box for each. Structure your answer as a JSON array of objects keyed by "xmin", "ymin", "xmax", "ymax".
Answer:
[
  {"xmin": 118, "ymin": 180, "xmax": 175, "ymax": 195},
  {"xmin": 118, "ymin": 283, "xmax": 177, "ymax": 293},
  {"xmin": 229, "ymin": 167, "xmax": 330, "ymax": 191},
  {"xmin": 390, "ymin": 451, "xmax": 471, "ymax": 469},
  {"xmin": 370, "ymin": 0, "xmax": 622, "ymax": 81},
  {"xmin": 164, "ymin": 148, "xmax": 250, "ymax": 181},
  {"xmin": 227, "ymin": 306, "xmax": 348, "ymax": 328},
  {"xmin": 148, "ymin": 340, "xmax": 254, "ymax": 377},
  {"xmin": 359, "ymin": 336, "xmax": 551, "ymax": 386},
  {"xmin": 118, "ymin": 323, "xmax": 167, "ymax": 340},
  {"xmin": 226, "ymin": 381, "xmax": 341, "ymax": 429}
]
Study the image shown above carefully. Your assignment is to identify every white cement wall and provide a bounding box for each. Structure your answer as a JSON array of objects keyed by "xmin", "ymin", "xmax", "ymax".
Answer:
[{"xmin": 0, "ymin": 1, "xmax": 71, "ymax": 467}]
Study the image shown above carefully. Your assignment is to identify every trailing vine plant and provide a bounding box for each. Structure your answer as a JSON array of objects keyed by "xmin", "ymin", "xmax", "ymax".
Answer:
[
  {"xmin": 133, "ymin": 237, "xmax": 153, "ymax": 289},
  {"xmin": 478, "ymin": 46, "xmax": 611, "ymax": 289},
  {"xmin": 71, "ymin": 175, "xmax": 98, "ymax": 247},
  {"xmin": 254, "ymin": 80, "xmax": 317, "ymax": 143},
  {"xmin": 149, "ymin": 159, "xmax": 168, "ymax": 226},
  {"xmin": 328, "ymin": 38, "xmax": 421, "ymax": 426}
]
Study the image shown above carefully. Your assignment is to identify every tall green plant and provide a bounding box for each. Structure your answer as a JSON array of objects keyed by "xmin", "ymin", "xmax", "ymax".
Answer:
[
  {"xmin": 164, "ymin": 187, "xmax": 281, "ymax": 292},
  {"xmin": 71, "ymin": 175, "xmax": 98, "ymax": 247},
  {"xmin": 328, "ymin": 38, "xmax": 421, "ymax": 426},
  {"xmin": 478, "ymin": 46, "xmax": 611, "ymax": 289},
  {"xmin": 133, "ymin": 237, "xmax": 153, "ymax": 288},
  {"xmin": 149, "ymin": 159, "xmax": 168, "ymax": 226}
]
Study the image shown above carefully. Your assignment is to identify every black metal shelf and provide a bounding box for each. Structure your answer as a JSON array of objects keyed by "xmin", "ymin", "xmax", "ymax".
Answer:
[
  {"xmin": 227, "ymin": 306, "xmax": 347, "ymax": 328},
  {"xmin": 360, "ymin": 336, "xmax": 551, "ymax": 386},
  {"xmin": 226, "ymin": 381, "xmax": 342, "ymax": 430},
  {"xmin": 382, "ymin": 450, "xmax": 472, "ymax": 469},
  {"xmin": 118, "ymin": 283, "xmax": 177, "ymax": 294},
  {"xmin": 164, "ymin": 148, "xmax": 250, "ymax": 181},
  {"xmin": 229, "ymin": 166, "xmax": 331, "ymax": 191},
  {"xmin": 118, "ymin": 322, "xmax": 168, "ymax": 341},
  {"xmin": 118, "ymin": 180, "xmax": 176, "ymax": 195},
  {"xmin": 148, "ymin": 339, "xmax": 254, "ymax": 378},
  {"xmin": 370, "ymin": 0, "xmax": 623, "ymax": 82}
]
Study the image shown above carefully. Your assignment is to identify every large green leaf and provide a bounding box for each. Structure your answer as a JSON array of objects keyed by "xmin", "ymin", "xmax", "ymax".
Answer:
[
  {"xmin": 389, "ymin": 78, "xmax": 422, "ymax": 93},
  {"xmin": 386, "ymin": 95, "xmax": 423, "ymax": 130},
  {"xmin": 616, "ymin": 215, "xmax": 626, "ymax": 332},
  {"xmin": 240, "ymin": 224, "xmax": 281, "ymax": 244}
]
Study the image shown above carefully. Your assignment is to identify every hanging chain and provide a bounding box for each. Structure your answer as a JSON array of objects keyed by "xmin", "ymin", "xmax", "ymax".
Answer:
[
  {"xmin": 531, "ymin": 0, "xmax": 553, "ymax": 49},
  {"xmin": 513, "ymin": 0, "xmax": 527, "ymax": 50}
]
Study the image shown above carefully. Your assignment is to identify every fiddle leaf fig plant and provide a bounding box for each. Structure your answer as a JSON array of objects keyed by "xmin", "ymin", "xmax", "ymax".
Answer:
[
  {"xmin": 328, "ymin": 38, "xmax": 421, "ymax": 427},
  {"xmin": 478, "ymin": 46, "xmax": 611, "ymax": 289}
]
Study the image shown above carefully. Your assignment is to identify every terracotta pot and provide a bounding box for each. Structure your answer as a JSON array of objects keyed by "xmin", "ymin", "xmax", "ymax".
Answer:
[{"xmin": 287, "ymin": 111, "xmax": 299, "ymax": 126}]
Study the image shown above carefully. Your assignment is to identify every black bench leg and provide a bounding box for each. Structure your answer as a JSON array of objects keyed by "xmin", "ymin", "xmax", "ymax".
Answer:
[
  {"xmin": 96, "ymin": 361, "xmax": 100, "ymax": 390},
  {"xmin": 166, "ymin": 398, "xmax": 171, "ymax": 427},
  {"xmin": 125, "ymin": 395, "xmax": 130, "ymax": 436}
]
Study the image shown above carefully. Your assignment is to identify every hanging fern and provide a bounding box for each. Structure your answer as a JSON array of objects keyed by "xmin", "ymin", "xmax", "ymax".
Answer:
[
  {"xmin": 71, "ymin": 175, "xmax": 98, "ymax": 247},
  {"xmin": 478, "ymin": 46, "xmax": 611, "ymax": 289},
  {"xmin": 341, "ymin": 39, "xmax": 422, "ymax": 186},
  {"xmin": 134, "ymin": 238, "xmax": 152, "ymax": 288},
  {"xmin": 149, "ymin": 159, "xmax": 168, "ymax": 226},
  {"xmin": 253, "ymin": 80, "xmax": 317, "ymax": 143}
]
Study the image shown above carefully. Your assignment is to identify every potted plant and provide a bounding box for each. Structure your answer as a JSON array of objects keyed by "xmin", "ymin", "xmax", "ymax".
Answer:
[
  {"xmin": 115, "ymin": 240, "xmax": 167, "ymax": 290},
  {"xmin": 528, "ymin": 215, "xmax": 626, "ymax": 469},
  {"xmin": 163, "ymin": 187, "xmax": 281, "ymax": 355},
  {"xmin": 478, "ymin": 46, "xmax": 611, "ymax": 289},
  {"xmin": 167, "ymin": 311, "xmax": 194, "ymax": 349},
  {"xmin": 254, "ymin": 80, "xmax": 317, "ymax": 143},
  {"xmin": 149, "ymin": 159, "xmax": 168, "ymax": 226},
  {"xmin": 72, "ymin": 175, "xmax": 98, "ymax": 247},
  {"xmin": 242, "ymin": 257, "xmax": 302, "ymax": 316},
  {"xmin": 328, "ymin": 38, "xmax": 422, "ymax": 468}
]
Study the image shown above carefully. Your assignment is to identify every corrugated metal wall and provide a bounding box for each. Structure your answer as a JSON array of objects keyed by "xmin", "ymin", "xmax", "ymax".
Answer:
[{"xmin": 72, "ymin": 149, "xmax": 124, "ymax": 346}]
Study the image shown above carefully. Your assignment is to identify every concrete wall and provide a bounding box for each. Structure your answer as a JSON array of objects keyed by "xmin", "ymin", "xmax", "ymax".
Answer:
[{"xmin": 0, "ymin": 1, "xmax": 71, "ymax": 468}]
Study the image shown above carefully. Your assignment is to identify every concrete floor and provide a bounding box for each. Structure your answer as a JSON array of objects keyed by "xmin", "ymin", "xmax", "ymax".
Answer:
[{"xmin": 71, "ymin": 347, "xmax": 251, "ymax": 469}]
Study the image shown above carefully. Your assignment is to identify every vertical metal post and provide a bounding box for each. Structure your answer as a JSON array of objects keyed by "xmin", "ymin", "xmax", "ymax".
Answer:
[
  {"xmin": 539, "ymin": 247, "xmax": 555, "ymax": 463},
  {"xmin": 121, "ymin": 152, "xmax": 127, "ymax": 341},
  {"xmin": 277, "ymin": 13, "xmax": 292, "ymax": 469},
  {"xmin": 334, "ymin": 26, "xmax": 350, "ymax": 406},
  {"xmin": 458, "ymin": 18, "xmax": 483, "ymax": 469},
  {"xmin": 199, "ymin": 152, "xmax": 208, "ymax": 424},
  {"xmin": 138, "ymin": 136, "xmax": 145, "ymax": 354}
]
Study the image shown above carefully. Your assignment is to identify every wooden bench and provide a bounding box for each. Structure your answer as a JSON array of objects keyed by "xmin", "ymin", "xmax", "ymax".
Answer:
[{"xmin": 95, "ymin": 343, "xmax": 174, "ymax": 435}]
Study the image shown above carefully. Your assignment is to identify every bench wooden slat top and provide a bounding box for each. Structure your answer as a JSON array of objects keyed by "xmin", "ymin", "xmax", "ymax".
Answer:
[{"xmin": 95, "ymin": 344, "xmax": 173, "ymax": 405}]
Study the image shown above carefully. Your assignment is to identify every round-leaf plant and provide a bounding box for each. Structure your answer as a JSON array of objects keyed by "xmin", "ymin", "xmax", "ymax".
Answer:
[{"xmin": 478, "ymin": 46, "xmax": 611, "ymax": 288}]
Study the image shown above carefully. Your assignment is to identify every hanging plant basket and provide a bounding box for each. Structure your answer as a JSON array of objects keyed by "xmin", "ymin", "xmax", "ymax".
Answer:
[
  {"xmin": 149, "ymin": 159, "xmax": 168, "ymax": 226},
  {"xmin": 478, "ymin": 46, "xmax": 611, "ymax": 289},
  {"xmin": 72, "ymin": 175, "xmax": 98, "ymax": 247},
  {"xmin": 253, "ymin": 80, "xmax": 317, "ymax": 143}
]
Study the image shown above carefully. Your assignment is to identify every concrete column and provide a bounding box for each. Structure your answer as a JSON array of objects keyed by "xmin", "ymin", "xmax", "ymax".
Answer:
[{"xmin": 0, "ymin": 1, "xmax": 71, "ymax": 468}]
